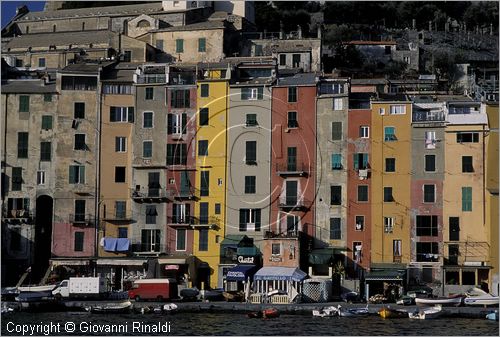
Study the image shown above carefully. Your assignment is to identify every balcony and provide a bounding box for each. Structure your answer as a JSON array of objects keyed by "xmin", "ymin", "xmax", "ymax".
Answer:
[
  {"xmin": 264, "ymin": 230, "xmax": 300, "ymax": 239},
  {"xmin": 278, "ymin": 197, "xmax": 312, "ymax": 211},
  {"xmin": 130, "ymin": 241, "xmax": 166, "ymax": 256},
  {"xmin": 276, "ymin": 163, "xmax": 309, "ymax": 177},
  {"xmin": 167, "ymin": 186, "xmax": 199, "ymax": 200},
  {"xmin": 412, "ymin": 110, "xmax": 445, "ymax": 123},
  {"xmin": 136, "ymin": 74, "xmax": 167, "ymax": 84},
  {"xmin": 190, "ymin": 216, "xmax": 220, "ymax": 229},
  {"xmin": 131, "ymin": 187, "xmax": 170, "ymax": 202},
  {"xmin": 102, "ymin": 211, "xmax": 134, "ymax": 222},
  {"xmin": 69, "ymin": 213, "xmax": 95, "ymax": 226},
  {"xmin": 167, "ymin": 215, "xmax": 196, "ymax": 226},
  {"xmin": 169, "ymin": 72, "xmax": 195, "ymax": 85},
  {"xmin": 2, "ymin": 209, "xmax": 33, "ymax": 224},
  {"xmin": 393, "ymin": 255, "xmax": 402, "ymax": 263}
]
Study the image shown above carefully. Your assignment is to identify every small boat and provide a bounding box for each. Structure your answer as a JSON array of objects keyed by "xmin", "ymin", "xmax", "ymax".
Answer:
[
  {"xmin": 378, "ymin": 306, "xmax": 407, "ymax": 319},
  {"xmin": 396, "ymin": 295, "xmax": 414, "ymax": 306},
  {"xmin": 408, "ymin": 305, "xmax": 444, "ymax": 320},
  {"xmin": 90, "ymin": 300, "xmax": 132, "ymax": 314},
  {"xmin": 312, "ymin": 306, "xmax": 339, "ymax": 317},
  {"xmin": 415, "ymin": 296, "xmax": 462, "ymax": 307},
  {"xmin": 262, "ymin": 307, "xmax": 279, "ymax": 318},
  {"xmin": 464, "ymin": 288, "xmax": 499, "ymax": 306},
  {"xmin": 15, "ymin": 290, "xmax": 53, "ymax": 302},
  {"xmin": 17, "ymin": 284, "xmax": 58, "ymax": 292},
  {"xmin": 486, "ymin": 310, "xmax": 499, "ymax": 321},
  {"xmin": 338, "ymin": 305, "xmax": 370, "ymax": 317},
  {"xmin": 163, "ymin": 303, "xmax": 178, "ymax": 313}
]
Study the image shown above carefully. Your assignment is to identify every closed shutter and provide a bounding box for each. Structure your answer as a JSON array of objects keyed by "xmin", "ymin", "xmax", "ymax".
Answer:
[{"xmin": 331, "ymin": 122, "xmax": 342, "ymax": 140}]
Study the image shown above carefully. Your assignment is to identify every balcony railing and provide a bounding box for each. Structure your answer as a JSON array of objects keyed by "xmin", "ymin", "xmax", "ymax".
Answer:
[
  {"xmin": 2, "ymin": 209, "xmax": 33, "ymax": 224},
  {"xmin": 136, "ymin": 74, "xmax": 167, "ymax": 84},
  {"xmin": 69, "ymin": 213, "xmax": 95, "ymax": 226},
  {"xmin": 412, "ymin": 110, "xmax": 445, "ymax": 123},
  {"xmin": 131, "ymin": 187, "xmax": 170, "ymax": 202},
  {"xmin": 102, "ymin": 211, "xmax": 134, "ymax": 222},
  {"xmin": 130, "ymin": 242, "xmax": 166, "ymax": 255},
  {"xmin": 278, "ymin": 198, "xmax": 312, "ymax": 210},
  {"xmin": 167, "ymin": 186, "xmax": 199, "ymax": 200},
  {"xmin": 276, "ymin": 163, "xmax": 309, "ymax": 176},
  {"xmin": 190, "ymin": 216, "xmax": 220, "ymax": 229},
  {"xmin": 167, "ymin": 215, "xmax": 196, "ymax": 225},
  {"xmin": 264, "ymin": 230, "xmax": 300, "ymax": 239},
  {"xmin": 169, "ymin": 73, "xmax": 195, "ymax": 85}
]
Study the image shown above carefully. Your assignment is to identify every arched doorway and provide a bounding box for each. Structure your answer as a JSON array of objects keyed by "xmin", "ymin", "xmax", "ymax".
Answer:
[{"xmin": 34, "ymin": 195, "xmax": 53, "ymax": 282}]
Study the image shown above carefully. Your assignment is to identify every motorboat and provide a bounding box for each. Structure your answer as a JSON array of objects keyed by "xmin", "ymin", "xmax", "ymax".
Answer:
[
  {"xmin": 262, "ymin": 307, "xmax": 280, "ymax": 318},
  {"xmin": 338, "ymin": 305, "xmax": 370, "ymax": 317},
  {"xmin": 415, "ymin": 296, "xmax": 462, "ymax": 307},
  {"xmin": 15, "ymin": 290, "xmax": 54, "ymax": 302},
  {"xmin": 396, "ymin": 295, "xmax": 414, "ymax": 306},
  {"xmin": 312, "ymin": 305, "xmax": 339, "ymax": 317},
  {"xmin": 378, "ymin": 306, "xmax": 407, "ymax": 319},
  {"xmin": 464, "ymin": 287, "xmax": 499, "ymax": 306},
  {"xmin": 408, "ymin": 305, "xmax": 444, "ymax": 320},
  {"xmin": 163, "ymin": 303, "xmax": 178, "ymax": 313},
  {"xmin": 17, "ymin": 284, "xmax": 58, "ymax": 292},
  {"xmin": 89, "ymin": 300, "xmax": 132, "ymax": 314},
  {"xmin": 485, "ymin": 310, "xmax": 499, "ymax": 321}
]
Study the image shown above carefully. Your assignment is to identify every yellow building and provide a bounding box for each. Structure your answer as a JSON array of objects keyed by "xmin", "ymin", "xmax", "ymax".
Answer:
[
  {"xmin": 194, "ymin": 70, "xmax": 229, "ymax": 289},
  {"xmin": 370, "ymin": 99, "xmax": 413, "ymax": 266},
  {"xmin": 485, "ymin": 102, "xmax": 499, "ymax": 294}
]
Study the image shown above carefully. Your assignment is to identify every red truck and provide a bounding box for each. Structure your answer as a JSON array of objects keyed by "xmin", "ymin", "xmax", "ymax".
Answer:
[{"xmin": 128, "ymin": 278, "xmax": 177, "ymax": 301}]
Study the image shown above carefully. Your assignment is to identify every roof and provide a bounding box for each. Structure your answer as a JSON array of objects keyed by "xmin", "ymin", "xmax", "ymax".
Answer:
[
  {"xmin": 351, "ymin": 78, "xmax": 386, "ymax": 85},
  {"xmin": 1, "ymin": 80, "xmax": 56, "ymax": 93},
  {"xmin": 374, "ymin": 93, "xmax": 410, "ymax": 102},
  {"xmin": 61, "ymin": 62, "xmax": 114, "ymax": 74},
  {"xmin": 447, "ymin": 114, "xmax": 488, "ymax": 125},
  {"xmin": 230, "ymin": 78, "xmax": 275, "ymax": 86},
  {"xmin": 5, "ymin": 30, "xmax": 117, "ymax": 49},
  {"xmin": 152, "ymin": 20, "xmax": 226, "ymax": 32},
  {"xmin": 347, "ymin": 40, "xmax": 397, "ymax": 46},
  {"xmin": 101, "ymin": 69, "xmax": 135, "ymax": 82},
  {"xmin": 19, "ymin": 2, "xmax": 165, "ymax": 21},
  {"xmin": 276, "ymin": 72, "xmax": 317, "ymax": 87},
  {"xmin": 254, "ymin": 267, "xmax": 307, "ymax": 282}
]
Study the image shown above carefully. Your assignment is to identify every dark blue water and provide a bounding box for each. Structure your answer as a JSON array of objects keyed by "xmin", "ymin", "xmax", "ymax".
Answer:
[{"xmin": 2, "ymin": 312, "xmax": 498, "ymax": 336}]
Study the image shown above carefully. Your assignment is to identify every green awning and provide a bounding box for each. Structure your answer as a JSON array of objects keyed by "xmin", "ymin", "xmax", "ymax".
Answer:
[
  {"xmin": 237, "ymin": 246, "xmax": 260, "ymax": 256},
  {"xmin": 220, "ymin": 235, "xmax": 247, "ymax": 248},
  {"xmin": 365, "ymin": 270, "xmax": 406, "ymax": 281},
  {"xmin": 308, "ymin": 248, "xmax": 346, "ymax": 265}
]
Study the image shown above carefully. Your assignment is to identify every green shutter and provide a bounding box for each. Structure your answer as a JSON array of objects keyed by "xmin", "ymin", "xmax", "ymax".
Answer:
[
  {"xmin": 69, "ymin": 166, "xmax": 75, "ymax": 183},
  {"xmin": 353, "ymin": 154, "xmax": 359, "ymax": 170},
  {"xmin": 257, "ymin": 87, "xmax": 264, "ymax": 99},
  {"xmin": 19, "ymin": 96, "xmax": 29, "ymax": 112},
  {"xmin": 128, "ymin": 107, "xmax": 134, "ymax": 123},
  {"xmin": 198, "ymin": 38, "xmax": 206, "ymax": 52},
  {"xmin": 332, "ymin": 122, "xmax": 342, "ymax": 140},
  {"xmin": 241, "ymin": 88, "xmax": 249, "ymax": 100},
  {"xmin": 41, "ymin": 116, "xmax": 53, "ymax": 130},
  {"xmin": 80, "ymin": 166, "xmax": 85, "ymax": 184},
  {"xmin": 363, "ymin": 154, "xmax": 369, "ymax": 168},
  {"xmin": 462, "ymin": 187, "xmax": 472, "ymax": 211},
  {"xmin": 182, "ymin": 113, "xmax": 187, "ymax": 134},
  {"xmin": 176, "ymin": 39, "xmax": 184, "ymax": 53}
]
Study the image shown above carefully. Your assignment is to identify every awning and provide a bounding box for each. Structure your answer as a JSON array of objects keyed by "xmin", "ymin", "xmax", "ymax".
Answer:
[
  {"xmin": 226, "ymin": 264, "xmax": 257, "ymax": 281},
  {"xmin": 96, "ymin": 259, "xmax": 146, "ymax": 266},
  {"xmin": 50, "ymin": 259, "xmax": 90, "ymax": 266},
  {"xmin": 308, "ymin": 247, "xmax": 346, "ymax": 265},
  {"xmin": 237, "ymin": 246, "xmax": 260, "ymax": 256},
  {"xmin": 254, "ymin": 267, "xmax": 307, "ymax": 282},
  {"xmin": 157, "ymin": 258, "xmax": 186, "ymax": 264},
  {"xmin": 365, "ymin": 270, "xmax": 406, "ymax": 281},
  {"xmin": 220, "ymin": 235, "xmax": 247, "ymax": 248}
]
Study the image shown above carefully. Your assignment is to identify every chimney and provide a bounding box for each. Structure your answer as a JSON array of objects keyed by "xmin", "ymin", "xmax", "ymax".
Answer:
[
  {"xmin": 297, "ymin": 25, "xmax": 302, "ymax": 39},
  {"xmin": 428, "ymin": 21, "xmax": 432, "ymax": 31},
  {"xmin": 412, "ymin": 19, "xmax": 416, "ymax": 30}
]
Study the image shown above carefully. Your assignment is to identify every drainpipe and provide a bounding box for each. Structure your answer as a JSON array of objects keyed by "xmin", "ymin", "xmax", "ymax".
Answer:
[
  {"xmin": 2, "ymin": 94, "xmax": 8, "ymax": 204},
  {"xmin": 482, "ymin": 124, "xmax": 486, "ymax": 226},
  {"xmin": 94, "ymin": 66, "xmax": 103, "ymax": 274}
]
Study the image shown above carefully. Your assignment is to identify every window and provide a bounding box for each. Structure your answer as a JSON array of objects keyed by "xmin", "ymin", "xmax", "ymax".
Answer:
[
  {"xmin": 12, "ymin": 167, "xmax": 22, "ymax": 191},
  {"xmin": 199, "ymin": 202, "xmax": 209, "ymax": 224},
  {"xmin": 200, "ymin": 171, "xmax": 209, "ymax": 196},
  {"xmin": 115, "ymin": 167, "xmax": 126, "ymax": 183},
  {"xmin": 199, "ymin": 229, "xmax": 208, "ymax": 251},
  {"xmin": 17, "ymin": 132, "xmax": 28, "ymax": 158},
  {"xmin": 239, "ymin": 209, "xmax": 261, "ymax": 231},
  {"xmin": 245, "ymin": 141, "xmax": 257, "ymax": 164},
  {"xmin": 292, "ymin": 54, "xmax": 301, "ymax": 67},
  {"xmin": 384, "ymin": 187, "xmax": 394, "ymax": 202},
  {"xmin": 330, "ymin": 185, "xmax": 342, "ymax": 205},
  {"xmin": 74, "ymin": 102, "xmax": 85, "ymax": 119},
  {"xmin": 245, "ymin": 176, "xmax": 256, "ymax": 194},
  {"xmin": 19, "ymin": 95, "xmax": 29, "ymax": 112},
  {"xmin": 329, "ymin": 218, "xmax": 341, "ymax": 240},
  {"xmin": 168, "ymin": 113, "xmax": 187, "ymax": 134},
  {"xmin": 123, "ymin": 51, "xmax": 131, "ymax": 62},
  {"xmin": 62, "ymin": 76, "xmax": 97, "ymax": 91},
  {"xmin": 353, "ymin": 153, "xmax": 369, "ymax": 170},
  {"xmin": 287, "ymin": 111, "xmax": 298, "ymax": 128},
  {"xmin": 246, "ymin": 114, "xmax": 257, "ymax": 127},
  {"xmin": 69, "ymin": 165, "xmax": 85, "ymax": 184},
  {"xmin": 145, "ymin": 87, "xmax": 154, "ymax": 100},
  {"xmin": 254, "ymin": 44, "xmax": 263, "ymax": 56},
  {"xmin": 288, "ymin": 87, "xmax": 297, "ymax": 102},
  {"xmin": 279, "ymin": 54, "xmax": 286, "ymax": 66},
  {"xmin": 241, "ymin": 87, "xmax": 263, "ymax": 100},
  {"xmin": 393, "ymin": 240, "xmax": 402, "ymax": 257},
  {"xmin": 141, "ymin": 229, "xmax": 160, "ymax": 252},
  {"xmin": 37, "ymin": 170, "xmax": 46, "ymax": 185},
  {"xmin": 379, "ymin": 107, "xmax": 385, "ymax": 115},
  {"xmin": 41, "ymin": 115, "xmax": 53, "ymax": 130},
  {"xmin": 166, "ymin": 144, "xmax": 187, "ymax": 165},
  {"xmin": 416, "ymin": 215, "xmax": 438, "ymax": 236},
  {"xmin": 425, "ymin": 155, "xmax": 436, "ymax": 172},
  {"xmin": 176, "ymin": 228, "xmax": 186, "ymax": 251},
  {"xmin": 145, "ymin": 205, "xmax": 157, "ymax": 224},
  {"xmin": 359, "ymin": 126, "xmax": 369, "ymax": 138},
  {"xmin": 425, "ymin": 131, "xmax": 436, "ymax": 149},
  {"xmin": 198, "ymin": 140, "xmax": 208, "ymax": 156},
  {"xmin": 175, "ymin": 39, "xmax": 184, "ymax": 53},
  {"xmin": 173, "ymin": 203, "xmax": 190, "ymax": 223},
  {"xmin": 357, "ymin": 185, "xmax": 368, "ymax": 202},
  {"xmin": 143, "ymin": 112, "xmax": 153, "ymax": 128},
  {"xmin": 171, "ymin": 89, "xmax": 190, "ymax": 108},
  {"xmin": 74, "ymin": 199, "xmax": 86, "ymax": 221},
  {"xmin": 449, "ymin": 217, "xmax": 460, "ymax": 241},
  {"xmin": 456, "ymin": 132, "xmax": 479, "ymax": 143},
  {"xmin": 333, "ymin": 98, "xmax": 343, "ymax": 110},
  {"xmin": 287, "ymin": 147, "xmax": 297, "ymax": 171},
  {"xmin": 385, "ymin": 158, "xmax": 395, "ymax": 172},
  {"xmin": 103, "ymin": 84, "xmax": 132, "ymax": 95},
  {"xmin": 423, "ymin": 184, "xmax": 435, "ymax": 203},
  {"xmin": 43, "ymin": 94, "xmax": 52, "ymax": 102},
  {"xmin": 198, "ymin": 108, "xmax": 209, "ymax": 126},
  {"xmin": 462, "ymin": 156, "xmax": 473, "ymax": 172},
  {"xmin": 143, "ymin": 141, "xmax": 152, "ymax": 158},
  {"xmin": 355, "ymin": 216, "xmax": 364, "ymax": 231},
  {"xmin": 15, "ymin": 59, "xmax": 23, "ymax": 67},
  {"xmin": 215, "ymin": 203, "xmax": 221, "ymax": 214},
  {"xmin": 118, "ymin": 227, "xmax": 128, "ymax": 239},
  {"xmin": 331, "ymin": 122, "xmax": 342, "ymax": 140},
  {"xmin": 331, "ymin": 154, "xmax": 342, "ymax": 170},
  {"xmin": 115, "ymin": 201, "xmax": 126, "ymax": 219},
  {"xmin": 403, "ymin": 56, "xmax": 411, "ymax": 64},
  {"xmin": 384, "ymin": 217, "xmax": 394, "ymax": 233},
  {"xmin": 74, "ymin": 134, "xmax": 86, "ymax": 151},
  {"xmin": 200, "ymin": 84, "xmax": 209, "ymax": 97},
  {"xmin": 40, "ymin": 141, "xmax": 52, "ymax": 161},
  {"xmin": 416, "ymin": 242, "xmax": 439, "ymax": 262},
  {"xmin": 115, "ymin": 137, "xmax": 126, "ymax": 152},
  {"xmin": 285, "ymin": 181, "xmax": 298, "ymax": 205},
  {"xmin": 286, "ymin": 215, "xmax": 298, "ymax": 234},
  {"xmin": 110, "ymin": 106, "xmax": 134, "ymax": 122},
  {"xmin": 156, "ymin": 39, "xmax": 163, "ymax": 50},
  {"xmin": 384, "ymin": 127, "xmax": 396, "ymax": 141},
  {"xmin": 74, "ymin": 232, "xmax": 84, "ymax": 252},
  {"xmin": 462, "ymin": 187, "xmax": 472, "ymax": 211},
  {"xmin": 148, "ymin": 172, "xmax": 160, "ymax": 197},
  {"xmin": 38, "ymin": 58, "xmax": 45, "ymax": 67},
  {"xmin": 390, "ymin": 105, "xmax": 406, "ymax": 114},
  {"xmin": 271, "ymin": 243, "xmax": 281, "ymax": 255},
  {"xmin": 198, "ymin": 38, "xmax": 206, "ymax": 52}
]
